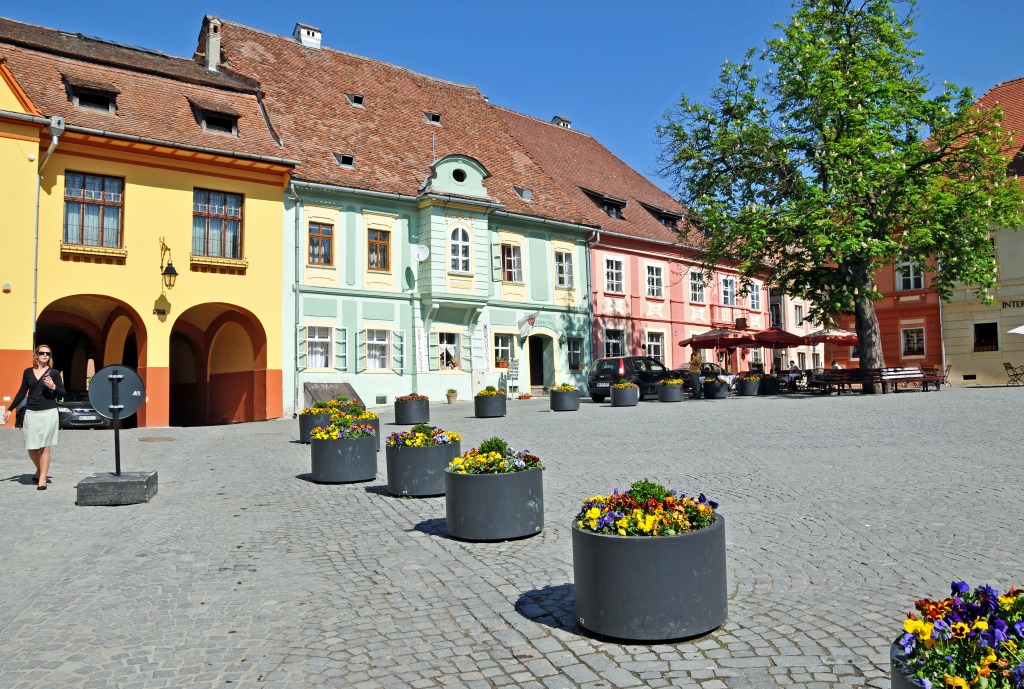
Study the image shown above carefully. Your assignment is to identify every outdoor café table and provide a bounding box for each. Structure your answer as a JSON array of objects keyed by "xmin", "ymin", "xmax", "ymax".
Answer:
[{"xmin": 780, "ymin": 373, "xmax": 802, "ymax": 391}]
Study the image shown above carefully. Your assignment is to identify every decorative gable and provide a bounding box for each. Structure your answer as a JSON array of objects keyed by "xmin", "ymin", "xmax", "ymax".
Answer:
[{"xmin": 426, "ymin": 154, "xmax": 490, "ymax": 199}]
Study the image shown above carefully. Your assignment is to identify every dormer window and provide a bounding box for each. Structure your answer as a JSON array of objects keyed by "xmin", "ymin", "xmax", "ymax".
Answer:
[
  {"xmin": 660, "ymin": 216, "xmax": 678, "ymax": 230},
  {"xmin": 424, "ymin": 111, "xmax": 442, "ymax": 125},
  {"xmin": 581, "ymin": 186, "xmax": 627, "ymax": 220},
  {"xmin": 639, "ymin": 200, "xmax": 682, "ymax": 231},
  {"xmin": 346, "ymin": 93, "xmax": 364, "ymax": 107},
  {"xmin": 188, "ymin": 98, "xmax": 239, "ymax": 135},
  {"xmin": 62, "ymin": 75, "xmax": 119, "ymax": 115},
  {"xmin": 514, "ymin": 186, "xmax": 533, "ymax": 202},
  {"xmin": 334, "ymin": 153, "xmax": 355, "ymax": 169}
]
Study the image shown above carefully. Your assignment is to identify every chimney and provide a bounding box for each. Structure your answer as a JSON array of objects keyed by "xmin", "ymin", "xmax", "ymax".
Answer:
[
  {"xmin": 205, "ymin": 18, "xmax": 222, "ymax": 71},
  {"xmin": 551, "ymin": 115, "xmax": 571, "ymax": 129},
  {"xmin": 293, "ymin": 22, "xmax": 322, "ymax": 49}
]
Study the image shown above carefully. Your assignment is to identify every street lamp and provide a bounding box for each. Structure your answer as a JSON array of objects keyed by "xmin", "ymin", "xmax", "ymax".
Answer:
[{"xmin": 159, "ymin": 238, "xmax": 178, "ymax": 290}]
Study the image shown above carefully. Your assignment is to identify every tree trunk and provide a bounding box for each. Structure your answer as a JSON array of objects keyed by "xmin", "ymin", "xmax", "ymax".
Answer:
[{"xmin": 854, "ymin": 290, "xmax": 885, "ymax": 394}]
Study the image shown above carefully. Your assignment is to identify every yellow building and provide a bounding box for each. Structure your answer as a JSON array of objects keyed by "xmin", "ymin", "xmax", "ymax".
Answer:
[{"xmin": 0, "ymin": 18, "xmax": 295, "ymax": 427}]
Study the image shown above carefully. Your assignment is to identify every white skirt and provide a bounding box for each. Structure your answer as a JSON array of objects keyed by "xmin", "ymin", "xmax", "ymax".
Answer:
[{"xmin": 24, "ymin": 408, "xmax": 59, "ymax": 450}]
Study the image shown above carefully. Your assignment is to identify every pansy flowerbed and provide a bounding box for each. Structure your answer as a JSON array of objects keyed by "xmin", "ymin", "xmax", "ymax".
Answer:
[{"xmin": 575, "ymin": 479, "xmax": 717, "ymax": 536}]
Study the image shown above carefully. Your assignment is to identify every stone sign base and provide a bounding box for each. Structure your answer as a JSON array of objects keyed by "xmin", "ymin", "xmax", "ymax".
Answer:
[{"xmin": 76, "ymin": 471, "xmax": 158, "ymax": 506}]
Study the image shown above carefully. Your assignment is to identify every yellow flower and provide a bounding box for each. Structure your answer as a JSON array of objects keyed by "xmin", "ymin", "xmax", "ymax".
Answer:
[
  {"xmin": 972, "ymin": 619, "xmax": 989, "ymax": 631},
  {"xmin": 944, "ymin": 675, "xmax": 968, "ymax": 689}
]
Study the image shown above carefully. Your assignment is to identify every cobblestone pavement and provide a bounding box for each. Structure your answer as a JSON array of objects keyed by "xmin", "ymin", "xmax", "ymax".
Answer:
[{"xmin": 1, "ymin": 386, "xmax": 1020, "ymax": 688}]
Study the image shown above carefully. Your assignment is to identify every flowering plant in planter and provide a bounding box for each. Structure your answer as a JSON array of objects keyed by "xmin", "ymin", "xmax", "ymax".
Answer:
[
  {"xmin": 446, "ymin": 388, "xmax": 458, "ymax": 395},
  {"xmin": 476, "ymin": 386, "xmax": 503, "ymax": 397},
  {"xmin": 574, "ymin": 479, "xmax": 718, "ymax": 536},
  {"xmin": 551, "ymin": 383, "xmax": 578, "ymax": 392},
  {"xmin": 300, "ymin": 401, "xmax": 334, "ymax": 414},
  {"xmin": 611, "ymin": 379, "xmax": 638, "ymax": 389},
  {"xmin": 518, "ymin": 394, "xmax": 532, "ymax": 400},
  {"xmin": 395, "ymin": 394, "xmax": 429, "ymax": 402},
  {"xmin": 896, "ymin": 580, "xmax": 1024, "ymax": 689},
  {"xmin": 740, "ymin": 372, "xmax": 763, "ymax": 381},
  {"xmin": 448, "ymin": 437, "xmax": 544, "ymax": 474},
  {"xmin": 309, "ymin": 423, "xmax": 376, "ymax": 440},
  {"xmin": 659, "ymin": 377, "xmax": 685, "ymax": 385},
  {"xmin": 703, "ymin": 376, "xmax": 727, "ymax": 384},
  {"xmin": 386, "ymin": 424, "xmax": 462, "ymax": 447},
  {"xmin": 495, "ymin": 357, "xmax": 509, "ymax": 368},
  {"xmin": 332, "ymin": 408, "xmax": 378, "ymax": 423}
]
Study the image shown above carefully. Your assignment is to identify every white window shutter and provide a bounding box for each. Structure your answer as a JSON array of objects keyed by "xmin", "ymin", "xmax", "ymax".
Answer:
[
  {"xmin": 297, "ymin": 325, "xmax": 307, "ymax": 371},
  {"xmin": 355, "ymin": 329, "xmax": 366, "ymax": 374},
  {"xmin": 428, "ymin": 332, "xmax": 439, "ymax": 371},
  {"xmin": 334, "ymin": 327, "xmax": 347, "ymax": 371},
  {"xmin": 393, "ymin": 330, "xmax": 405, "ymax": 374}
]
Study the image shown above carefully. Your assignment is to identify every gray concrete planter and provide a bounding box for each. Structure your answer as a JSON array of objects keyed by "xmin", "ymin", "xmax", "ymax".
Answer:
[
  {"xmin": 736, "ymin": 379, "xmax": 760, "ymax": 396},
  {"xmin": 610, "ymin": 386, "xmax": 639, "ymax": 407},
  {"xmin": 385, "ymin": 442, "xmax": 460, "ymax": 497},
  {"xmin": 657, "ymin": 384, "xmax": 684, "ymax": 402},
  {"xmin": 572, "ymin": 515, "xmax": 728, "ymax": 641},
  {"xmin": 444, "ymin": 468, "xmax": 543, "ymax": 541},
  {"xmin": 758, "ymin": 378, "xmax": 782, "ymax": 395},
  {"xmin": 474, "ymin": 395, "xmax": 507, "ymax": 418},
  {"xmin": 298, "ymin": 412, "xmax": 331, "ymax": 443},
  {"xmin": 702, "ymin": 381, "xmax": 729, "ymax": 399},
  {"xmin": 549, "ymin": 390, "xmax": 580, "ymax": 411},
  {"xmin": 310, "ymin": 436, "xmax": 377, "ymax": 483},
  {"xmin": 366, "ymin": 417, "xmax": 381, "ymax": 451},
  {"xmin": 889, "ymin": 640, "xmax": 918, "ymax": 689},
  {"xmin": 394, "ymin": 398, "xmax": 430, "ymax": 425}
]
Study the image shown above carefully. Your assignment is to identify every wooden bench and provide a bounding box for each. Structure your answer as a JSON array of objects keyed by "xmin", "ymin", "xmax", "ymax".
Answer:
[
  {"xmin": 881, "ymin": 366, "xmax": 941, "ymax": 392},
  {"xmin": 820, "ymin": 368, "xmax": 884, "ymax": 394}
]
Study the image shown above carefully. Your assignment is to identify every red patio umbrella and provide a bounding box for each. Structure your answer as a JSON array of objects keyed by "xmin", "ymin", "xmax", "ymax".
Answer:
[
  {"xmin": 677, "ymin": 329, "xmax": 751, "ymax": 348},
  {"xmin": 744, "ymin": 328, "xmax": 807, "ymax": 373},
  {"xmin": 805, "ymin": 328, "xmax": 858, "ymax": 365}
]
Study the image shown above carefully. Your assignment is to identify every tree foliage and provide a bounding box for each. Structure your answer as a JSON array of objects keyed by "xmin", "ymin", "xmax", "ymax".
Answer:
[{"xmin": 658, "ymin": 0, "xmax": 1024, "ymax": 367}]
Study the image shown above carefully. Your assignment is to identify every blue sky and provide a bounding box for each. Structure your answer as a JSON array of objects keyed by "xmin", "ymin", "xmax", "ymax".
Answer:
[{"xmin": 6, "ymin": 1, "xmax": 1023, "ymax": 192}]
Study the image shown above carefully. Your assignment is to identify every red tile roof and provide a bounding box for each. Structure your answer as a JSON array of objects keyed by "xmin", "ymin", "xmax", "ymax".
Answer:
[
  {"xmin": 495, "ymin": 107, "xmax": 699, "ymax": 245},
  {"xmin": 211, "ymin": 19, "xmax": 587, "ymax": 225},
  {"xmin": 976, "ymin": 77, "xmax": 1024, "ymax": 177},
  {"xmin": 0, "ymin": 16, "xmax": 288, "ymax": 161}
]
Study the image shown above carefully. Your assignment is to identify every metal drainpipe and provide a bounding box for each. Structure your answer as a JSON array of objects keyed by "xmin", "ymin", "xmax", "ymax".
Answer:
[
  {"xmin": 33, "ymin": 125, "xmax": 60, "ymax": 345},
  {"xmin": 586, "ymin": 231, "xmax": 600, "ymax": 363},
  {"xmin": 288, "ymin": 182, "xmax": 302, "ymax": 417}
]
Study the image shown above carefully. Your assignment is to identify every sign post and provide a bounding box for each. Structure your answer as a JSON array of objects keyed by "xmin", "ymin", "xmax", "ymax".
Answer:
[{"xmin": 507, "ymin": 358, "xmax": 519, "ymax": 398}]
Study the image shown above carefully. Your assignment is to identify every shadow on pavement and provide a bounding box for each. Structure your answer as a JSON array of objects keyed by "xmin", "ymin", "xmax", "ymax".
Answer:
[{"xmin": 514, "ymin": 583, "xmax": 581, "ymax": 635}]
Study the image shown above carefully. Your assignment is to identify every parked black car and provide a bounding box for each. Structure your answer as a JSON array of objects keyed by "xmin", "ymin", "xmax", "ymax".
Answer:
[
  {"xmin": 587, "ymin": 356, "xmax": 676, "ymax": 402},
  {"xmin": 57, "ymin": 392, "xmax": 110, "ymax": 430}
]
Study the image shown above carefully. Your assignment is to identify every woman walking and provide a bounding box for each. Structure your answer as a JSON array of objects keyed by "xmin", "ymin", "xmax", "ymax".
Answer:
[{"xmin": 3, "ymin": 345, "xmax": 65, "ymax": 490}]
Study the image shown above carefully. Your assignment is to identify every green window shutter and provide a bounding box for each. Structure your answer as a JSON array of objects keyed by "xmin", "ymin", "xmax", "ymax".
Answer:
[
  {"xmin": 462, "ymin": 333, "xmax": 473, "ymax": 373},
  {"xmin": 428, "ymin": 332, "xmax": 439, "ymax": 371},
  {"xmin": 334, "ymin": 327, "xmax": 347, "ymax": 371},
  {"xmin": 392, "ymin": 330, "xmax": 405, "ymax": 374},
  {"xmin": 297, "ymin": 325, "xmax": 307, "ymax": 371},
  {"xmin": 355, "ymin": 329, "xmax": 366, "ymax": 374}
]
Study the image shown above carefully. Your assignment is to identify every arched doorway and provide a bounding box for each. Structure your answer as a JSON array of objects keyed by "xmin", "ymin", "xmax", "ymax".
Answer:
[{"xmin": 169, "ymin": 304, "xmax": 269, "ymax": 426}]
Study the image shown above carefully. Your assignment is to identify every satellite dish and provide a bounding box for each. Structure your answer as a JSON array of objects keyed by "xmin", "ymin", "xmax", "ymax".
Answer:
[{"xmin": 414, "ymin": 245, "xmax": 430, "ymax": 262}]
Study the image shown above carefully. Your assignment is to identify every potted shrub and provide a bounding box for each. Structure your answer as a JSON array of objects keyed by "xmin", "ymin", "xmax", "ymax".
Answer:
[
  {"xmin": 446, "ymin": 388, "xmax": 458, "ymax": 404},
  {"xmin": 736, "ymin": 372, "xmax": 762, "ymax": 396},
  {"xmin": 657, "ymin": 377, "xmax": 685, "ymax": 402},
  {"xmin": 891, "ymin": 580, "xmax": 1024, "ymax": 689},
  {"xmin": 549, "ymin": 383, "xmax": 580, "ymax": 411},
  {"xmin": 445, "ymin": 437, "xmax": 544, "ymax": 541},
  {"xmin": 758, "ymin": 375, "xmax": 783, "ymax": 395},
  {"xmin": 309, "ymin": 420, "xmax": 377, "ymax": 483},
  {"xmin": 610, "ymin": 379, "xmax": 639, "ymax": 407},
  {"xmin": 474, "ymin": 386, "xmax": 506, "ymax": 418},
  {"xmin": 702, "ymin": 376, "xmax": 730, "ymax": 399},
  {"xmin": 298, "ymin": 401, "xmax": 333, "ymax": 443},
  {"xmin": 572, "ymin": 479, "xmax": 726, "ymax": 641},
  {"xmin": 495, "ymin": 357, "xmax": 509, "ymax": 369},
  {"xmin": 384, "ymin": 424, "xmax": 462, "ymax": 497},
  {"xmin": 394, "ymin": 393, "xmax": 429, "ymax": 425}
]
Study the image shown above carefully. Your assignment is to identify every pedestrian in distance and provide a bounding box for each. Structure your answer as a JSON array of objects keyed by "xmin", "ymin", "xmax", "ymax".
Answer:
[
  {"xmin": 689, "ymin": 349, "xmax": 703, "ymax": 399},
  {"xmin": 3, "ymin": 345, "xmax": 65, "ymax": 490}
]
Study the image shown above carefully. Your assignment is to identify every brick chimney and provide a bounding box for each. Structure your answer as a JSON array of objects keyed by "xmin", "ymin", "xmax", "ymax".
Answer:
[{"xmin": 205, "ymin": 17, "xmax": 222, "ymax": 71}]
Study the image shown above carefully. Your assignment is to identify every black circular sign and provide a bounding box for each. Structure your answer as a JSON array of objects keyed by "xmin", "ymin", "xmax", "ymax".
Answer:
[{"xmin": 89, "ymin": 365, "xmax": 146, "ymax": 420}]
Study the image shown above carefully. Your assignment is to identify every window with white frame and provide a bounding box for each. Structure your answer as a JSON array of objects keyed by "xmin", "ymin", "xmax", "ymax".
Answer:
[
  {"xmin": 567, "ymin": 337, "xmax": 583, "ymax": 369},
  {"xmin": 797, "ymin": 352, "xmax": 806, "ymax": 369},
  {"xmin": 750, "ymin": 348, "xmax": 763, "ymax": 364},
  {"xmin": 646, "ymin": 332, "xmax": 664, "ymax": 360},
  {"xmin": 501, "ymin": 244, "xmax": 523, "ymax": 282},
  {"xmin": 770, "ymin": 303, "xmax": 782, "ymax": 327},
  {"xmin": 794, "ymin": 305, "xmax": 804, "ymax": 325},
  {"xmin": 896, "ymin": 261, "xmax": 923, "ymax": 291},
  {"xmin": 365, "ymin": 329, "xmax": 391, "ymax": 370},
  {"xmin": 555, "ymin": 250, "xmax": 574, "ymax": 288},
  {"xmin": 750, "ymin": 283, "xmax": 761, "ymax": 311},
  {"xmin": 812, "ymin": 352, "xmax": 821, "ymax": 369},
  {"xmin": 306, "ymin": 326, "xmax": 331, "ymax": 369},
  {"xmin": 449, "ymin": 227, "xmax": 471, "ymax": 272},
  {"xmin": 604, "ymin": 329, "xmax": 624, "ymax": 357},
  {"xmin": 902, "ymin": 327, "xmax": 925, "ymax": 356},
  {"xmin": 722, "ymin": 277, "xmax": 736, "ymax": 306},
  {"xmin": 646, "ymin": 265, "xmax": 664, "ymax": 298},
  {"xmin": 439, "ymin": 332, "xmax": 461, "ymax": 369},
  {"xmin": 494, "ymin": 333, "xmax": 512, "ymax": 365},
  {"xmin": 690, "ymin": 271, "xmax": 705, "ymax": 303},
  {"xmin": 605, "ymin": 258, "xmax": 624, "ymax": 293}
]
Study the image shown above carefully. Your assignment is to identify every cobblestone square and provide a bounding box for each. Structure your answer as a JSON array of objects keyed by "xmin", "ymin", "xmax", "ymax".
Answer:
[{"xmin": 1, "ymin": 387, "xmax": 1018, "ymax": 688}]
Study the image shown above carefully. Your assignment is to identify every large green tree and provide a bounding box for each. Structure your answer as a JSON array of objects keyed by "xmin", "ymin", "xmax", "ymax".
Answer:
[{"xmin": 658, "ymin": 0, "xmax": 1024, "ymax": 368}]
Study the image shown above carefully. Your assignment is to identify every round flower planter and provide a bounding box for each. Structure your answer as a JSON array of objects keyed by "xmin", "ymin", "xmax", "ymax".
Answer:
[
  {"xmin": 572, "ymin": 515, "xmax": 728, "ymax": 641},
  {"xmin": 298, "ymin": 412, "xmax": 331, "ymax": 443},
  {"xmin": 474, "ymin": 395, "xmax": 507, "ymax": 418},
  {"xmin": 758, "ymin": 378, "xmax": 782, "ymax": 395},
  {"xmin": 610, "ymin": 386, "xmax": 639, "ymax": 407},
  {"xmin": 394, "ymin": 398, "xmax": 430, "ymax": 425},
  {"xmin": 310, "ymin": 436, "xmax": 377, "ymax": 483},
  {"xmin": 657, "ymin": 384, "xmax": 684, "ymax": 402},
  {"xmin": 444, "ymin": 468, "xmax": 544, "ymax": 541},
  {"xmin": 385, "ymin": 442, "xmax": 461, "ymax": 497},
  {"xmin": 736, "ymin": 379, "xmax": 760, "ymax": 396},
  {"xmin": 702, "ymin": 381, "xmax": 729, "ymax": 399},
  {"xmin": 549, "ymin": 390, "xmax": 580, "ymax": 412},
  {"xmin": 368, "ymin": 417, "xmax": 381, "ymax": 451},
  {"xmin": 889, "ymin": 639, "xmax": 916, "ymax": 689}
]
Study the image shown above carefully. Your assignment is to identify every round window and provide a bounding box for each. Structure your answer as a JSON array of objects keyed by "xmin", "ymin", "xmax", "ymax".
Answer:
[{"xmin": 452, "ymin": 168, "xmax": 467, "ymax": 183}]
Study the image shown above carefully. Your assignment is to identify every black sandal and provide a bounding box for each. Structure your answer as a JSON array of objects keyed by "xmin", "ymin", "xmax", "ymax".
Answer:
[{"xmin": 36, "ymin": 485, "xmax": 46, "ymax": 491}]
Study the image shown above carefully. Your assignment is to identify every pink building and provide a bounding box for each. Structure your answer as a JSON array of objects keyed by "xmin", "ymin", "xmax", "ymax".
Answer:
[{"xmin": 497, "ymin": 110, "xmax": 768, "ymax": 372}]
